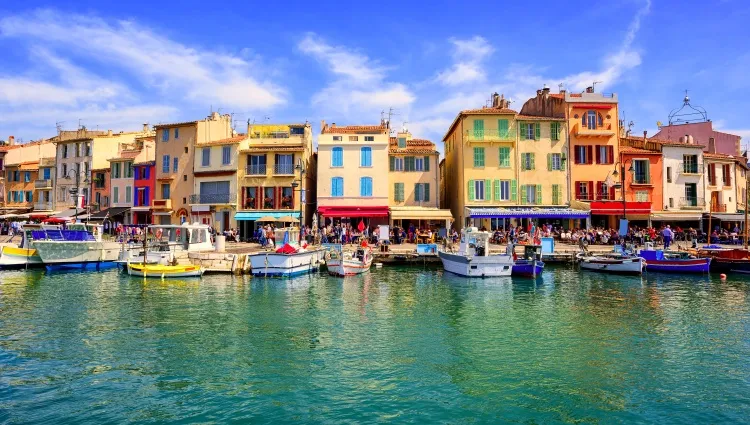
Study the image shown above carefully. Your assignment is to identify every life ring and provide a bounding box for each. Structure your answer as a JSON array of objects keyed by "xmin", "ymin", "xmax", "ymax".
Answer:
[{"xmin": 155, "ymin": 229, "xmax": 163, "ymax": 239}]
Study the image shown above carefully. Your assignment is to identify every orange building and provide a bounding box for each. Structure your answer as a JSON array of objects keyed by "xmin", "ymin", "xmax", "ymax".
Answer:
[
  {"xmin": 618, "ymin": 143, "xmax": 663, "ymax": 224},
  {"xmin": 5, "ymin": 162, "xmax": 38, "ymax": 211}
]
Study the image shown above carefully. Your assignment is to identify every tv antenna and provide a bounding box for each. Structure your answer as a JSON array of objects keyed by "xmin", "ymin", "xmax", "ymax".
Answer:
[{"xmin": 592, "ymin": 81, "xmax": 603, "ymax": 92}]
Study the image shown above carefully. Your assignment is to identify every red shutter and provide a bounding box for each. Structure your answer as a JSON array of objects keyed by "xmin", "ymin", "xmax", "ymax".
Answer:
[
  {"xmin": 595, "ymin": 181, "xmax": 602, "ymax": 199},
  {"xmin": 595, "ymin": 146, "xmax": 601, "ymax": 164},
  {"xmin": 588, "ymin": 181, "xmax": 594, "ymax": 200},
  {"xmin": 610, "ymin": 185, "xmax": 616, "ymax": 201},
  {"xmin": 608, "ymin": 146, "xmax": 614, "ymax": 164},
  {"xmin": 574, "ymin": 147, "xmax": 581, "ymax": 164},
  {"xmin": 575, "ymin": 181, "xmax": 581, "ymax": 199},
  {"xmin": 710, "ymin": 164, "xmax": 716, "ymax": 185},
  {"xmin": 727, "ymin": 165, "xmax": 732, "ymax": 186},
  {"xmin": 587, "ymin": 146, "xmax": 593, "ymax": 164}
]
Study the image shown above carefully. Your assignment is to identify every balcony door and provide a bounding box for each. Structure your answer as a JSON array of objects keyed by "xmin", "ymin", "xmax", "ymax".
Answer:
[
  {"xmin": 248, "ymin": 155, "xmax": 266, "ymax": 175},
  {"xmin": 684, "ymin": 183, "xmax": 697, "ymax": 206},
  {"xmin": 710, "ymin": 191, "xmax": 720, "ymax": 212},
  {"xmin": 199, "ymin": 181, "xmax": 231, "ymax": 204}
]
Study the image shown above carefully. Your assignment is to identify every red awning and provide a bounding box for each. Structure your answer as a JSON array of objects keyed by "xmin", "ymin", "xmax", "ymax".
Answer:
[
  {"xmin": 318, "ymin": 206, "xmax": 389, "ymax": 218},
  {"xmin": 590, "ymin": 201, "xmax": 651, "ymax": 215},
  {"xmin": 572, "ymin": 103, "xmax": 613, "ymax": 110}
]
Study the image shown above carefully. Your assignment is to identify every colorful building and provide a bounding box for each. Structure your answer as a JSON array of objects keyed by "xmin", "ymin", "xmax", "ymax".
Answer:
[
  {"xmin": 34, "ymin": 157, "xmax": 55, "ymax": 213},
  {"xmin": 649, "ymin": 134, "xmax": 705, "ymax": 226},
  {"xmin": 3, "ymin": 140, "xmax": 56, "ymax": 214},
  {"xmin": 704, "ymin": 151, "xmax": 738, "ymax": 214},
  {"xmin": 235, "ymin": 123, "xmax": 314, "ymax": 240},
  {"xmin": 4, "ymin": 162, "xmax": 36, "ymax": 212},
  {"xmin": 316, "ymin": 121, "xmax": 390, "ymax": 225},
  {"xmin": 387, "ymin": 130, "xmax": 452, "ymax": 229},
  {"xmin": 91, "ymin": 168, "xmax": 111, "ymax": 212},
  {"xmin": 133, "ymin": 161, "xmax": 155, "ymax": 224},
  {"xmin": 616, "ymin": 140, "xmax": 663, "ymax": 224},
  {"xmin": 153, "ymin": 113, "xmax": 233, "ymax": 225},
  {"xmin": 191, "ymin": 135, "xmax": 244, "ymax": 231},
  {"xmin": 105, "ymin": 135, "xmax": 155, "ymax": 224}
]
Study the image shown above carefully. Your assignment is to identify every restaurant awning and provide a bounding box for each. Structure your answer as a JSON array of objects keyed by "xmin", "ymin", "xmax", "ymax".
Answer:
[
  {"xmin": 88, "ymin": 207, "xmax": 131, "ymax": 220},
  {"xmin": 53, "ymin": 208, "xmax": 87, "ymax": 218},
  {"xmin": 390, "ymin": 207, "xmax": 454, "ymax": 221},
  {"xmin": 708, "ymin": 213, "xmax": 745, "ymax": 221},
  {"xmin": 318, "ymin": 206, "xmax": 389, "ymax": 218},
  {"xmin": 234, "ymin": 211, "xmax": 301, "ymax": 221},
  {"xmin": 467, "ymin": 207, "xmax": 589, "ymax": 219},
  {"xmin": 590, "ymin": 201, "xmax": 650, "ymax": 215},
  {"xmin": 651, "ymin": 211, "xmax": 702, "ymax": 221}
]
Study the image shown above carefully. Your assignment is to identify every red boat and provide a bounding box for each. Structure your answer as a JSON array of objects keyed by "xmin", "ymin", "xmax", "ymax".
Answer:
[{"xmin": 696, "ymin": 247, "xmax": 750, "ymax": 274}]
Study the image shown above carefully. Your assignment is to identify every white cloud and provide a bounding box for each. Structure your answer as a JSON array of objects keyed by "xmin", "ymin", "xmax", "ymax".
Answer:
[{"xmin": 435, "ymin": 36, "xmax": 494, "ymax": 86}]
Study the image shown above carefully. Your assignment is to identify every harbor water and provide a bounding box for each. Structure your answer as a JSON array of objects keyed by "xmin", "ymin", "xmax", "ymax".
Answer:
[{"xmin": 1, "ymin": 266, "xmax": 749, "ymax": 423}]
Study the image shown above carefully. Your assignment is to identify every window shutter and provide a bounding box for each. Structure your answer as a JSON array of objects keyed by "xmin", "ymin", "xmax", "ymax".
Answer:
[
  {"xmin": 595, "ymin": 145, "xmax": 601, "ymax": 164},
  {"xmin": 536, "ymin": 184, "xmax": 542, "ymax": 204},
  {"xmin": 494, "ymin": 180, "xmax": 500, "ymax": 201},
  {"xmin": 588, "ymin": 181, "xmax": 594, "ymax": 199},
  {"xmin": 424, "ymin": 156, "xmax": 430, "ymax": 171},
  {"xmin": 534, "ymin": 123, "xmax": 541, "ymax": 140},
  {"xmin": 561, "ymin": 154, "xmax": 567, "ymax": 170},
  {"xmin": 390, "ymin": 156, "xmax": 395, "ymax": 171},
  {"xmin": 498, "ymin": 119, "xmax": 508, "ymax": 137},
  {"xmin": 484, "ymin": 179, "xmax": 491, "ymax": 201},
  {"xmin": 468, "ymin": 180, "xmax": 475, "ymax": 201},
  {"xmin": 547, "ymin": 153, "xmax": 552, "ymax": 171},
  {"xmin": 608, "ymin": 146, "xmax": 614, "ymax": 164},
  {"xmin": 645, "ymin": 160, "xmax": 651, "ymax": 184},
  {"xmin": 552, "ymin": 184, "xmax": 559, "ymax": 205},
  {"xmin": 530, "ymin": 153, "xmax": 535, "ymax": 170},
  {"xmin": 575, "ymin": 181, "xmax": 581, "ymax": 199},
  {"xmin": 520, "ymin": 185, "xmax": 528, "ymax": 204},
  {"xmin": 587, "ymin": 146, "xmax": 593, "ymax": 164},
  {"xmin": 610, "ymin": 185, "xmax": 616, "ymax": 200},
  {"xmin": 574, "ymin": 147, "xmax": 581, "ymax": 164},
  {"xmin": 424, "ymin": 184, "xmax": 430, "ymax": 202},
  {"xmin": 511, "ymin": 180, "xmax": 517, "ymax": 201}
]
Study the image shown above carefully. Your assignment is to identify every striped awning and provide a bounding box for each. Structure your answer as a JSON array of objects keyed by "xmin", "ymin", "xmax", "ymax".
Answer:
[
  {"xmin": 467, "ymin": 208, "xmax": 589, "ymax": 219},
  {"xmin": 234, "ymin": 211, "xmax": 300, "ymax": 221}
]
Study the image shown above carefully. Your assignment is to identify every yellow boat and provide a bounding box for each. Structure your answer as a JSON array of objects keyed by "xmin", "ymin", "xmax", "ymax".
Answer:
[{"xmin": 126, "ymin": 262, "xmax": 204, "ymax": 278}]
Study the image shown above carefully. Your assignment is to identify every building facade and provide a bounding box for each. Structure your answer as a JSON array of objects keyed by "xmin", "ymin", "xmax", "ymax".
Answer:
[
  {"xmin": 133, "ymin": 161, "xmax": 155, "ymax": 224},
  {"xmin": 704, "ymin": 152, "xmax": 738, "ymax": 214},
  {"xmin": 35, "ymin": 157, "xmax": 55, "ymax": 213},
  {"xmin": 191, "ymin": 136, "xmax": 243, "ymax": 231},
  {"xmin": 91, "ymin": 168, "xmax": 110, "ymax": 212},
  {"xmin": 106, "ymin": 136, "xmax": 155, "ymax": 224},
  {"xmin": 3, "ymin": 140, "xmax": 56, "ymax": 214}
]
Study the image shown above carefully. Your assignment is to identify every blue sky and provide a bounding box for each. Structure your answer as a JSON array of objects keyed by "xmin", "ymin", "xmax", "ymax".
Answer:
[{"xmin": 2, "ymin": 0, "xmax": 749, "ymax": 151}]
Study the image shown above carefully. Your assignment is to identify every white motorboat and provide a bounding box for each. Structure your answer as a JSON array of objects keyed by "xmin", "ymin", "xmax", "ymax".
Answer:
[
  {"xmin": 577, "ymin": 251, "xmax": 645, "ymax": 274},
  {"xmin": 32, "ymin": 223, "xmax": 121, "ymax": 271},
  {"xmin": 438, "ymin": 227, "xmax": 513, "ymax": 277},
  {"xmin": 0, "ymin": 224, "xmax": 60, "ymax": 269},
  {"xmin": 326, "ymin": 244, "xmax": 373, "ymax": 277},
  {"xmin": 248, "ymin": 227, "xmax": 324, "ymax": 277}
]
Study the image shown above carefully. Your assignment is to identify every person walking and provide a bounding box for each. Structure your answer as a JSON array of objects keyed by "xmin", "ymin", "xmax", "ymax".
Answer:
[{"xmin": 663, "ymin": 225, "xmax": 674, "ymax": 249}]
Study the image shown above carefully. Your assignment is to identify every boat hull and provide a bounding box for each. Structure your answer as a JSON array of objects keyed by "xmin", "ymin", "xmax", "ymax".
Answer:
[
  {"xmin": 127, "ymin": 263, "xmax": 204, "ymax": 278},
  {"xmin": 710, "ymin": 258, "xmax": 750, "ymax": 274},
  {"xmin": 512, "ymin": 260, "xmax": 544, "ymax": 277},
  {"xmin": 33, "ymin": 241, "xmax": 121, "ymax": 267},
  {"xmin": 438, "ymin": 251, "xmax": 513, "ymax": 277},
  {"xmin": 579, "ymin": 257, "xmax": 644, "ymax": 274},
  {"xmin": 327, "ymin": 257, "xmax": 373, "ymax": 276},
  {"xmin": 0, "ymin": 246, "xmax": 44, "ymax": 269},
  {"xmin": 644, "ymin": 258, "xmax": 711, "ymax": 273},
  {"xmin": 248, "ymin": 249, "xmax": 324, "ymax": 277}
]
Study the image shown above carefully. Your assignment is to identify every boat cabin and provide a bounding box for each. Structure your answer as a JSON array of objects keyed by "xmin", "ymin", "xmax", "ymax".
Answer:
[
  {"xmin": 149, "ymin": 223, "xmax": 214, "ymax": 252},
  {"xmin": 458, "ymin": 227, "xmax": 491, "ymax": 257},
  {"xmin": 521, "ymin": 245, "xmax": 542, "ymax": 261},
  {"xmin": 67, "ymin": 223, "xmax": 105, "ymax": 242},
  {"xmin": 274, "ymin": 227, "xmax": 300, "ymax": 249},
  {"xmin": 20, "ymin": 224, "xmax": 61, "ymax": 249}
]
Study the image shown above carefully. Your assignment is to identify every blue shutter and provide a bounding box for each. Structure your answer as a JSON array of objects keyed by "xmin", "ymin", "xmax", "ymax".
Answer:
[
  {"xmin": 162, "ymin": 155, "xmax": 170, "ymax": 173},
  {"xmin": 173, "ymin": 157, "xmax": 178, "ymax": 173}
]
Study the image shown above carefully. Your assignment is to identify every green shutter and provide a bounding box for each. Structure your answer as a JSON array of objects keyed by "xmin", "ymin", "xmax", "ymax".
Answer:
[
  {"xmin": 424, "ymin": 183, "xmax": 430, "ymax": 202},
  {"xmin": 520, "ymin": 185, "xmax": 527, "ymax": 204},
  {"xmin": 561, "ymin": 154, "xmax": 567, "ymax": 170},
  {"xmin": 474, "ymin": 147, "xmax": 485, "ymax": 167},
  {"xmin": 494, "ymin": 179, "xmax": 500, "ymax": 201},
  {"xmin": 499, "ymin": 147, "xmax": 510, "ymax": 167},
  {"xmin": 511, "ymin": 180, "xmax": 517, "ymax": 201},
  {"xmin": 424, "ymin": 156, "xmax": 430, "ymax": 171},
  {"xmin": 552, "ymin": 184, "xmax": 559, "ymax": 205},
  {"xmin": 473, "ymin": 119, "xmax": 484, "ymax": 138},
  {"xmin": 645, "ymin": 161, "xmax": 650, "ymax": 184},
  {"xmin": 537, "ymin": 184, "xmax": 542, "ymax": 205},
  {"xmin": 484, "ymin": 180, "xmax": 491, "ymax": 201},
  {"xmin": 498, "ymin": 119, "xmax": 509, "ymax": 138},
  {"xmin": 468, "ymin": 180, "xmax": 475, "ymax": 201},
  {"xmin": 547, "ymin": 153, "xmax": 552, "ymax": 171},
  {"xmin": 535, "ymin": 123, "xmax": 541, "ymax": 140},
  {"xmin": 390, "ymin": 156, "xmax": 395, "ymax": 171},
  {"xmin": 530, "ymin": 153, "xmax": 535, "ymax": 170},
  {"xmin": 551, "ymin": 122, "xmax": 560, "ymax": 141}
]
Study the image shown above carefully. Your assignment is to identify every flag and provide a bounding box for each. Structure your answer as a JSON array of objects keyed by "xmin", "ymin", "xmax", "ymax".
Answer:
[{"xmin": 283, "ymin": 231, "xmax": 289, "ymax": 245}]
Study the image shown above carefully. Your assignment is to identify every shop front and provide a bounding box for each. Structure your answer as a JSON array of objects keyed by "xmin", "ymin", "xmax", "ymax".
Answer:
[
  {"xmin": 590, "ymin": 201, "xmax": 650, "ymax": 229},
  {"xmin": 317, "ymin": 206, "xmax": 389, "ymax": 228},
  {"xmin": 234, "ymin": 211, "xmax": 301, "ymax": 242},
  {"xmin": 467, "ymin": 207, "xmax": 590, "ymax": 231}
]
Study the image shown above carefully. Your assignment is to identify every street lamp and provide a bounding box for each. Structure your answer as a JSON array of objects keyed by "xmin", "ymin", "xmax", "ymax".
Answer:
[
  {"xmin": 66, "ymin": 169, "xmax": 90, "ymax": 222},
  {"xmin": 291, "ymin": 161, "xmax": 306, "ymax": 243},
  {"xmin": 610, "ymin": 161, "xmax": 634, "ymax": 220}
]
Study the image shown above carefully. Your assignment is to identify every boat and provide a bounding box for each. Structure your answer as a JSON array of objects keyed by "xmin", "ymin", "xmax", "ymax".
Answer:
[
  {"xmin": 511, "ymin": 244, "xmax": 545, "ymax": 278},
  {"xmin": 438, "ymin": 227, "xmax": 513, "ymax": 277},
  {"xmin": 577, "ymin": 249, "xmax": 644, "ymax": 274},
  {"xmin": 126, "ymin": 262, "xmax": 204, "ymax": 278},
  {"xmin": 326, "ymin": 244, "xmax": 373, "ymax": 276},
  {"xmin": 115, "ymin": 223, "xmax": 214, "ymax": 268},
  {"xmin": 31, "ymin": 223, "xmax": 122, "ymax": 271},
  {"xmin": 0, "ymin": 224, "xmax": 61, "ymax": 269},
  {"xmin": 639, "ymin": 245, "xmax": 710, "ymax": 273},
  {"xmin": 696, "ymin": 246, "xmax": 750, "ymax": 273},
  {"xmin": 247, "ymin": 227, "xmax": 324, "ymax": 277}
]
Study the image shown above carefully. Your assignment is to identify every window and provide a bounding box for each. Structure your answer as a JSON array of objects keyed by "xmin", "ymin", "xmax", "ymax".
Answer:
[
  {"xmin": 62, "ymin": 144, "xmax": 68, "ymax": 158},
  {"xmin": 521, "ymin": 185, "xmax": 539, "ymax": 205},
  {"xmin": 548, "ymin": 153, "xmax": 562, "ymax": 171},
  {"xmin": 468, "ymin": 179, "xmax": 487, "ymax": 201},
  {"xmin": 635, "ymin": 190, "xmax": 649, "ymax": 202},
  {"xmin": 85, "ymin": 143, "xmax": 91, "ymax": 156},
  {"xmin": 280, "ymin": 187, "xmax": 293, "ymax": 209},
  {"xmin": 523, "ymin": 123, "xmax": 535, "ymax": 140},
  {"xmin": 24, "ymin": 171, "xmax": 30, "ymax": 183},
  {"xmin": 365, "ymin": 136, "xmax": 374, "ymax": 142},
  {"xmin": 499, "ymin": 147, "xmax": 511, "ymax": 167},
  {"xmin": 13, "ymin": 170, "xmax": 19, "ymax": 182},
  {"xmin": 125, "ymin": 186, "xmax": 132, "ymax": 203},
  {"xmin": 360, "ymin": 147, "xmax": 372, "ymax": 167},
  {"xmin": 360, "ymin": 177, "xmax": 373, "ymax": 197},
  {"xmin": 415, "ymin": 183, "xmax": 430, "ymax": 202},
  {"xmin": 275, "ymin": 154, "xmax": 293, "ymax": 174},
  {"xmin": 415, "ymin": 157, "xmax": 425, "ymax": 171},
  {"xmin": 112, "ymin": 162, "xmax": 121, "ymax": 179},
  {"xmin": 708, "ymin": 163, "xmax": 716, "ymax": 185},
  {"xmin": 473, "ymin": 147, "xmax": 485, "ymax": 167},
  {"xmin": 134, "ymin": 167, "xmax": 140, "ymax": 180},
  {"xmin": 349, "ymin": 136, "xmax": 359, "ymax": 142},
  {"xmin": 552, "ymin": 184, "xmax": 561, "ymax": 205},
  {"xmin": 248, "ymin": 154, "xmax": 267, "ymax": 175},
  {"xmin": 575, "ymin": 145, "xmax": 590, "ymax": 164},
  {"xmin": 174, "ymin": 128, "xmax": 179, "ymax": 139},
  {"xmin": 161, "ymin": 183, "xmax": 170, "ymax": 199},
  {"xmin": 222, "ymin": 146, "xmax": 231, "ymax": 165},
  {"xmin": 185, "ymin": 147, "xmax": 189, "ymax": 154},
  {"xmin": 472, "ymin": 120, "xmax": 484, "ymax": 138},
  {"xmin": 113, "ymin": 187, "xmax": 120, "ymax": 203},
  {"xmin": 633, "ymin": 159, "xmax": 650, "ymax": 184},
  {"xmin": 331, "ymin": 177, "xmax": 344, "ymax": 197},
  {"xmin": 43, "ymin": 168, "xmax": 50, "ymax": 180},
  {"xmin": 333, "ymin": 136, "xmax": 342, "ymax": 141},
  {"xmin": 62, "ymin": 164, "xmax": 68, "ymax": 177},
  {"xmin": 722, "ymin": 164, "xmax": 732, "ymax": 186},
  {"xmin": 576, "ymin": 181, "xmax": 591, "ymax": 200},
  {"xmin": 398, "ymin": 137, "xmax": 406, "ymax": 148},
  {"xmin": 597, "ymin": 182, "xmax": 610, "ymax": 200},
  {"xmin": 390, "ymin": 157, "xmax": 404, "ymax": 171},
  {"xmin": 667, "ymin": 167, "xmax": 672, "ymax": 183},
  {"xmin": 95, "ymin": 172, "xmax": 105, "ymax": 189},
  {"xmin": 550, "ymin": 122, "xmax": 560, "ymax": 141},
  {"xmin": 498, "ymin": 119, "xmax": 509, "ymax": 138},
  {"xmin": 684, "ymin": 183, "xmax": 697, "ymax": 206},
  {"xmin": 585, "ymin": 110, "xmax": 597, "ymax": 129},
  {"xmin": 202, "ymin": 147, "xmax": 211, "ymax": 167},
  {"xmin": 522, "ymin": 153, "xmax": 535, "ymax": 170},
  {"xmin": 331, "ymin": 147, "xmax": 343, "ymax": 167},
  {"xmin": 669, "ymin": 197, "xmax": 674, "ymax": 208},
  {"xmin": 494, "ymin": 180, "xmax": 510, "ymax": 201},
  {"xmin": 596, "ymin": 145, "xmax": 613, "ymax": 164},
  {"xmin": 75, "ymin": 143, "xmax": 81, "ymax": 157},
  {"xmin": 25, "ymin": 191, "xmax": 33, "ymax": 202},
  {"xmin": 173, "ymin": 157, "xmax": 178, "ymax": 173},
  {"xmin": 162, "ymin": 130, "xmax": 169, "ymax": 142},
  {"xmin": 125, "ymin": 161, "xmax": 133, "ymax": 178},
  {"xmin": 394, "ymin": 183, "xmax": 404, "ymax": 202},
  {"xmin": 683, "ymin": 155, "xmax": 698, "ymax": 173},
  {"xmin": 162, "ymin": 155, "xmax": 170, "ymax": 173}
]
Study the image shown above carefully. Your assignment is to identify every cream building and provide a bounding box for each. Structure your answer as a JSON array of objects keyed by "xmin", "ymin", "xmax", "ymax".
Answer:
[
  {"xmin": 191, "ymin": 135, "xmax": 244, "ymax": 231},
  {"xmin": 317, "ymin": 121, "xmax": 390, "ymax": 224},
  {"xmin": 704, "ymin": 152, "xmax": 738, "ymax": 214},
  {"xmin": 153, "ymin": 113, "xmax": 233, "ymax": 225},
  {"xmin": 106, "ymin": 137, "xmax": 155, "ymax": 224},
  {"xmin": 654, "ymin": 136, "xmax": 706, "ymax": 223}
]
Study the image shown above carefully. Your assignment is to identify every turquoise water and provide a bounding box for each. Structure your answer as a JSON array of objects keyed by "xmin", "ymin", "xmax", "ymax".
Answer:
[{"xmin": 1, "ymin": 267, "xmax": 749, "ymax": 424}]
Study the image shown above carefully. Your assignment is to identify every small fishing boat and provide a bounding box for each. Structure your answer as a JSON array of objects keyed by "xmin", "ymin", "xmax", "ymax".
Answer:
[
  {"xmin": 326, "ymin": 244, "xmax": 373, "ymax": 277},
  {"xmin": 577, "ymin": 250, "xmax": 644, "ymax": 274},
  {"xmin": 696, "ymin": 246, "xmax": 750, "ymax": 273},
  {"xmin": 126, "ymin": 263, "xmax": 204, "ymax": 278},
  {"xmin": 438, "ymin": 227, "xmax": 513, "ymax": 277},
  {"xmin": 640, "ymin": 246, "xmax": 710, "ymax": 273},
  {"xmin": 512, "ymin": 244, "xmax": 544, "ymax": 278},
  {"xmin": 0, "ymin": 224, "xmax": 60, "ymax": 269},
  {"xmin": 248, "ymin": 227, "xmax": 324, "ymax": 277}
]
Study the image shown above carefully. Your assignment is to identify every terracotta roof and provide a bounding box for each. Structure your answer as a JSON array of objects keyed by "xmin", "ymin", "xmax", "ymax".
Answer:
[
  {"xmin": 549, "ymin": 93, "xmax": 565, "ymax": 99},
  {"xmin": 619, "ymin": 146, "xmax": 661, "ymax": 155},
  {"xmin": 516, "ymin": 115, "xmax": 566, "ymax": 121},
  {"xmin": 108, "ymin": 151, "xmax": 140, "ymax": 161},
  {"xmin": 241, "ymin": 146, "xmax": 305, "ymax": 153},
  {"xmin": 321, "ymin": 124, "xmax": 388, "ymax": 134},
  {"xmin": 388, "ymin": 137, "xmax": 439, "ymax": 154},
  {"xmin": 134, "ymin": 160, "xmax": 155, "ymax": 166},
  {"xmin": 460, "ymin": 107, "xmax": 517, "ymax": 115},
  {"xmin": 704, "ymin": 152, "xmax": 735, "ymax": 159},
  {"xmin": 154, "ymin": 121, "xmax": 198, "ymax": 129},
  {"xmin": 197, "ymin": 135, "xmax": 246, "ymax": 146}
]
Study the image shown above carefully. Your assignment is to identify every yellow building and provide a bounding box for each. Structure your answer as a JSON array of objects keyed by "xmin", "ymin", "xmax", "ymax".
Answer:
[
  {"xmin": 387, "ymin": 130, "xmax": 452, "ymax": 229},
  {"xmin": 316, "ymin": 121, "xmax": 390, "ymax": 225},
  {"xmin": 2, "ymin": 140, "xmax": 56, "ymax": 214},
  {"xmin": 191, "ymin": 135, "xmax": 244, "ymax": 231},
  {"xmin": 234, "ymin": 122, "xmax": 315, "ymax": 240},
  {"xmin": 153, "ymin": 113, "xmax": 233, "ymax": 225},
  {"xmin": 736, "ymin": 159, "xmax": 748, "ymax": 214}
]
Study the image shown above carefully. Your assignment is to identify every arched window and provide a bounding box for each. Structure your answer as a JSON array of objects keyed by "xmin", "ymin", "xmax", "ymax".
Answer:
[
  {"xmin": 331, "ymin": 147, "xmax": 343, "ymax": 167},
  {"xmin": 586, "ymin": 110, "xmax": 597, "ymax": 129},
  {"xmin": 360, "ymin": 147, "xmax": 372, "ymax": 167},
  {"xmin": 598, "ymin": 113, "xmax": 604, "ymax": 128}
]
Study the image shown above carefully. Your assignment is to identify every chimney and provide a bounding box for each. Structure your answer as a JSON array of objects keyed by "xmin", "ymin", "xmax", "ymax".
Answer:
[
  {"xmin": 211, "ymin": 111, "xmax": 220, "ymax": 120},
  {"xmin": 8, "ymin": 136, "xmax": 14, "ymax": 146},
  {"xmin": 542, "ymin": 84, "xmax": 550, "ymax": 96},
  {"xmin": 107, "ymin": 129, "xmax": 113, "ymax": 136},
  {"xmin": 491, "ymin": 92, "xmax": 500, "ymax": 108},
  {"xmin": 320, "ymin": 120, "xmax": 326, "ymax": 133},
  {"xmin": 586, "ymin": 86, "xmax": 594, "ymax": 93},
  {"xmin": 643, "ymin": 130, "xmax": 647, "ymax": 141},
  {"xmin": 331, "ymin": 123, "xmax": 336, "ymax": 127},
  {"xmin": 708, "ymin": 137, "xmax": 716, "ymax": 154},
  {"xmin": 142, "ymin": 123, "xmax": 149, "ymax": 132},
  {"xmin": 536, "ymin": 89, "xmax": 542, "ymax": 97}
]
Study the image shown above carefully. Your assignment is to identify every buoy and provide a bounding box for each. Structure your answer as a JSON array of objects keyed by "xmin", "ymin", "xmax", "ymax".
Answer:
[
  {"xmin": 720, "ymin": 273, "xmax": 727, "ymax": 280},
  {"xmin": 375, "ymin": 263, "xmax": 383, "ymax": 268}
]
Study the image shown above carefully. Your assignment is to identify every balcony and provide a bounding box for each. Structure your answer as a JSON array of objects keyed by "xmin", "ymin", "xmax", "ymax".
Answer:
[
  {"xmin": 189, "ymin": 193, "xmax": 237, "ymax": 205},
  {"xmin": 34, "ymin": 201, "xmax": 54, "ymax": 211},
  {"xmin": 274, "ymin": 164, "xmax": 295, "ymax": 175},
  {"xmin": 576, "ymin": 193, "xmax": 593, "ymax": 201},
  {"xmin": 464, "ymin": 129, "xmax": 516, "ymax": 142},
  {"xmin": 679, "ymin": 162, "xmax": 703, "ymax": 175},
  {"xmin": 35, "ymin": 179, "xmax": 53, "ymax": 189},
  {"xmin": 711, "ymin": 203, "xmax": 727, "ymax": 212},
  {"xmin": 679, "ymin": 197, "xmax": 705, "ymax": 209},
  {"xmin": 246, "ymin": 164, "xmax": 267, "ymax": 176},
  {"xmin": 152, "ymin": 199, "xmax": 172, "ymax": 210},
  {"xmin": 573, "ymin": 123, "xmax": 616, "ymax": 138}
]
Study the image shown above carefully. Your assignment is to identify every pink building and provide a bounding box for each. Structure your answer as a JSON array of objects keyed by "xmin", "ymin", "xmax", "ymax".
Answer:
[{"xmin": 654, "ymin": 122, "xmax": 741, "ymax": 157}]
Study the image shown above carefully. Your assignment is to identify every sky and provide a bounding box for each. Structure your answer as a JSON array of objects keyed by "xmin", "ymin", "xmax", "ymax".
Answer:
[{"xmin": 1, "ymin": 0, "xmax": 750, "ymax": 152}]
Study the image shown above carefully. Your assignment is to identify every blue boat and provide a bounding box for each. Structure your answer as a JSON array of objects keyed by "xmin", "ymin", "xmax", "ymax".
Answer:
[
  {"xmin": 512, "ymin": 245, "xmax": 544, "ymax": 278},
  {"xmin": 640, "ymin": 249, "xmax": 711, "ymax": 273}
]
